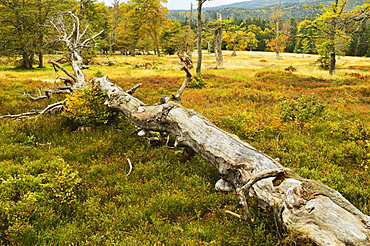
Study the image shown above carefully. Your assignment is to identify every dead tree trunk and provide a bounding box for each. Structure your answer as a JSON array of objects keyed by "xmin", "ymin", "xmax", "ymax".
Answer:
[
  {"xmin": 0, "ymin": 11, "xmax": 103, "ymax": 120},
  {"xmin": 214, "ymin": 27, "xmax": 223, "ymax": 67},
  {"xmin": 97, "ymin": 75, "xmax": 370, "ymax": 246},
  {"xmin": 49, "ymin": 11, "xmax": 103, "ymax": 89},
  {"xmin": 196, "ymin": 0, "xmax": 207, "ymax": 75},
  {"xmin": 214, "ymin": 13, "xmax": 224, "ymax": 67}
]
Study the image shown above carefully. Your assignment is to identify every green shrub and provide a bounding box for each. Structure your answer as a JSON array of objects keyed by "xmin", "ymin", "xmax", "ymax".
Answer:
[
  {"xmin": 316, "ymin": 56, "xmax": 330, "ymax": 70},
  {"xmin": 94, "ymin": 70, "xmax": 104, "ymax": 77},
  {"xmin": 279, "ymin": 94, "xmax": 325, "ymax": 128},
  {"xmin": 189, "ymin": 74, "xmax": 207, "ymax": 89},
  {"xmin": 62, "ymin": 81, "xmax": 117, "ymax": 126},
  {"xmin": 0, "ymin": 158, "xmax": 83, "ymax": 244}
]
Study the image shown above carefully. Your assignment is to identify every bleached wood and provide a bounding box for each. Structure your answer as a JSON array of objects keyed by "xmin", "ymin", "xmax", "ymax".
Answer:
[{"xmin": 98, "ymin": 76, "xmax": 370, "ymax": 245}]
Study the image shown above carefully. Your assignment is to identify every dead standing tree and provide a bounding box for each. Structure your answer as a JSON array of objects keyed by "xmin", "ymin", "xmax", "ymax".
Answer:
[
  {"xmin": 214, "ymin": 13, "xmax": 223, "ymax": 67},
  {"xmin": 0, "ymin": 12, "xmax": 103, "ymax": 119},
  {"xmin": 1, "ymin": 11, "xmax": 370, "ymax": 246},
  {"xmin": 48, "ymin": 11, "xmax": 104, "ymax": 90}
]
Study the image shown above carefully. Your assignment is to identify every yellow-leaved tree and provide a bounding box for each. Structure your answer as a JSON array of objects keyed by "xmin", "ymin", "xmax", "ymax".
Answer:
[
  {"xmin": 265, "ymin": 2, "xmax": 290, "ymax": 60},
  {"xmin": 298, "ymin": 0, "xmax": 370, "ymax": 75},
  {"xmin": 116, "ymin": 0, "xmax": 171, "ymax": 56}
]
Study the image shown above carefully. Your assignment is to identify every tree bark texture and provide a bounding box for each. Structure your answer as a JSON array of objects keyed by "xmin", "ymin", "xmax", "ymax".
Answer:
[
  {"xmin": 196, "ymin": 0, "xmax": 204, "ymax": 75},
  {"xmin": 214, "ymin": 27, "xmax": 223, "ymax": 67},
  {"xmin": 214, "ymin": 13, "xmax": 224, "ymax": 67},
  {"xmin": 22, "ymin": 51, "xmax": 34, "ymax": 69},
  {"xmin": 98, "ymin": 76, "xmax": 370, "ymax": 246},
  {"xmin": 329, "ymin": 39, "xmax": 336, "ymax": 76},
  {"xmin": 275, "ymin": 21, "xmax": 282, "ymax": 60}
]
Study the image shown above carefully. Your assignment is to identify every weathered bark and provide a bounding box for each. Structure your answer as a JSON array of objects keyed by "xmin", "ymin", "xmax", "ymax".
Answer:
[
  {"xmin": 329, "ymin": 36, "xmax": 336, "ymax": 76},
  {"xmin": 196, "ymin": 0, "xmax": 206, "ymax": 75},
  {"xmin": 214, "ymin": 27, "xmax": 223, "ymax": 67},
  {"xmin": 214, "ymin": 13, "xmax": 223, "ymax": 67},
  {"xmin": 22, "ymin": 51, "xmax": 34, "ymax": 69},
  {"xmin": 97, "ymin": 76, "xmax": 370, "ymax": 246},
  {"xmin": 49, "ymin": 11, "xmax": 103, "ymax": 89}
]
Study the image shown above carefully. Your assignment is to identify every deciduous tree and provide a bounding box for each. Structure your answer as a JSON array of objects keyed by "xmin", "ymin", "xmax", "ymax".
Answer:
[
  {"xmin": 161, "ymin": 21, "xmax": 196, "ymax": 55},
  {"xmin": 108, "ymin": 0, "xmax": 121, "ymax": 55},
  {"xmin": 299, "ymin": 0, "xmax": 370, "ymax": 75},
  {"xmin": 265, "ymin": 1, "xmax": 289, "ymax": 60},
  {"xmin": 224, "ymin": 25, "xmax": 250, "ymax": 56},
  {"xmin": 0, "ymin": 0, "xmax": 74, "ymax": 69},
  {"xmin": 119, "ymin": 0, "xmax": 170, "ymax": 56}
]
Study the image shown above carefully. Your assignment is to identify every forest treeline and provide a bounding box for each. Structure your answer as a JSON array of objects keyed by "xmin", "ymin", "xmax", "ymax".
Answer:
[
  {"xmin": 1, "ymin": 0, "xmax": 370, "ymax": 70},
  {"xmin": 170, "ymin": 0, "xmax": 368, "ymax": 20}
]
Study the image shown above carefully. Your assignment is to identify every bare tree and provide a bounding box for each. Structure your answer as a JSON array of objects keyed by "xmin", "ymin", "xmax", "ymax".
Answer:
[
  {"xmin": 270, "ymin": 1, "xmax": 285, "ymax": 60},
  {"xmin": 186, "ymin": 3, "xmax": 193, "ymax": 62},
  {"xmin": 214, "ymin": 13, "xmax": 224, "ymax": 67},
  {"xmin": 48, "ymin": 11, "xmax": 104, "ymax": 89},
  {"xmin": 196, "ymin": 0, "xmax": 208, "ymax": 75},
  {"xmin": 0, "ymin": 11, "xmax": 103, "ymax": 119}
]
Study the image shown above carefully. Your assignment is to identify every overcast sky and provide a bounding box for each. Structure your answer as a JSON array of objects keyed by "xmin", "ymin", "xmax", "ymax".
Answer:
[{"xmin": 100, "ymin": 0, "xmax": 246, "ymax": 10}]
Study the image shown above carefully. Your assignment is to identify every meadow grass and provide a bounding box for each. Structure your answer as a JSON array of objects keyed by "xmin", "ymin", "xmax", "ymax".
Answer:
[{"xmin": 0, "ymin": 51, "xmax": 369, "ymax": 245}]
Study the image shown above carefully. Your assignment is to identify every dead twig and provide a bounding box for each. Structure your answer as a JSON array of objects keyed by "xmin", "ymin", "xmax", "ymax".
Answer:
[
  {"xmin": 174, "ymin": 53, "xmax": 193, "ymax": 101},
  {"xmin": 0, "ymin": 100, "xmax": 65, "ymax": 120},
  {"xmin": 19, "ymin": 88, "xmax": 71, "ymax": 101},
  {"xmin": 39, "ymin": 100, "xmax": 65, "ymax": 115},
  {"xmin": 225, "ymin": 210, "xmax": 244, "ymax": 220},
  {"xmin": 175, "ymin": 66, "xmax": 192, "ymax": 100},
  {"xmin": 126, "ymin": 158, "xmax": 133, "ymax": 176},
  {"xmin": 235, "ymin": 168, "xmax": 289, "ymax": 223},
  {"xmin": 0, "ymin": 111, "xmax": 40, "ymax": 119},
  {"xmin": 19, "ymin": 90, "xmax": 48, "ymax": 101}
]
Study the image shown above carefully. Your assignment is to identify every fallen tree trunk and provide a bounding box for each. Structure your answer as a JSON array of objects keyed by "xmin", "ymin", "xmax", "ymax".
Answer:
[
  {"xmin": 5, "ymin": 11, "xmax": 368, "ymax": 243},
  {"xmin": 97, "ymin": 75, "xmax": 370, "ymax": 245}
]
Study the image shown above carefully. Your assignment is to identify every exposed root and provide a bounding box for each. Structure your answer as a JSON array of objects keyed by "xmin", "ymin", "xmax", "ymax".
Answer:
[{"xmin": 0, "ymin": 100, "xmax": 65, "ymax": 119}]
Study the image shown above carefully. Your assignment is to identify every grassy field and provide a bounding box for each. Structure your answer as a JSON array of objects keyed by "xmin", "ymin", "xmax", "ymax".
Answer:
[{"xmin": 0, "ymin": 51, "xmax": 369, "ymax": 245}]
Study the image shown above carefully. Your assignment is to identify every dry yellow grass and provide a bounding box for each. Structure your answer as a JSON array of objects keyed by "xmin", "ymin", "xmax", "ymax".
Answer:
[
  {"xmin": 1, "ymin": 51, "xmax": 370, "ymax": 83},
  {"xmin": 197, "ymin": 50, "xmax": 370, "ymax": 80}
]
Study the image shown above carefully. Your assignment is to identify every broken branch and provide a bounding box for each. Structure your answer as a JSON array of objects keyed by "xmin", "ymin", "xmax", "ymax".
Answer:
[
  {"xmin": 126, "ymin": 158, "xmax": 133, "ymax": 176},
  {"xmin": 0, "ymin": 101, "xmax": 65, "ymax": 120},
  {"xmin": 50, "ymin": 60, "xmax": 77, "ymax": 82},
  {"xmin": 126, "ymin": 83, "xmax": 142, "ymax": 95},
  {"xmin": 175, "ymin": 66, "xmax": 192, "ymax": 100}
]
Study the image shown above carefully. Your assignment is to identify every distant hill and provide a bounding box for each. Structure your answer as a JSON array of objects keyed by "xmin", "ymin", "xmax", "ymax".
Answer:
[
  {"xmin": 168, "ymin": 0, "xmax": 367, "ymax": 21},
  {"xmin": 203, "ymin": 0, "xmax": 308, "ymax": 11}
]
